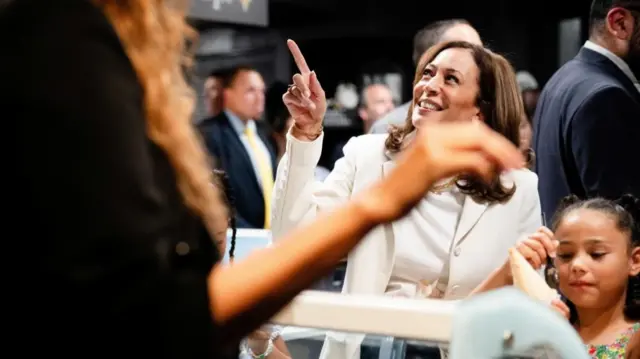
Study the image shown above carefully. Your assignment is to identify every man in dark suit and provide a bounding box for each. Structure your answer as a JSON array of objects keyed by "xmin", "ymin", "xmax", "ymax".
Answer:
[
  {"xmin": 533, "ymin": 0, "xmax": 640, "ymax": 223},
  {"xmin": 199, "ymin": 66, "xmax": 276, "ymax": 229}
]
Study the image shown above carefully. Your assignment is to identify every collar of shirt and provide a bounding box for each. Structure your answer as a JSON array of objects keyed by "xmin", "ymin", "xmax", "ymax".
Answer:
[
  {"xmin": 225, "ymin": 109, "xmax": 257, "ymax": 135},
  {"xmin": 584, "ymin": 40, "xmax": 640, "ymax": 92}
]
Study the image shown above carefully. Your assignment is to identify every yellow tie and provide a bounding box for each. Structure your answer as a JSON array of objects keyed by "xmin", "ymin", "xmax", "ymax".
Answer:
[{"xmin": 245, "ymin": 127, "xmax": 274, "ymax": 228}]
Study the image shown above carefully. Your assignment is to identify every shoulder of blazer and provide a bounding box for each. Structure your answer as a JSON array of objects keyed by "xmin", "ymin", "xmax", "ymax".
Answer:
[
  {"xmin": 500, "ymin": 168, "xmax": 539, "ymax": 193},
  {"xmin": 199, "ymin": 113, "xmax": 227, "ymax": 128},
  {"xmin": 198, "ymin": 113, "xmax": 233, "ymax": 138},
  {"xmin": 343, "ymin": 133, "xmax": 389, "ymax": 163}
]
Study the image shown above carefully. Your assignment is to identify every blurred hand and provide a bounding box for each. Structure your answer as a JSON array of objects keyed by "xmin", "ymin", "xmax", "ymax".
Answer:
[
  {"xmin": 550, "ymin": 298, "xmax": 570, "ymax": 320},
  {"xmin": 626, "ymin": 330, "xmax": 640, "ymax": 359},
  {"xmin": 246, "ymin": 329, "xmax": 271, "ymax": 354},
  {"xmin": 360, "ymin": 120, "xmax": 524, "ymax": 223},
  {"xmin": 514, "ymin": 226, "xmax": 558, "ymax": 270},
  {"xmin": 282, "ymin": 39, "xmax": 326, "ymax": 140}
]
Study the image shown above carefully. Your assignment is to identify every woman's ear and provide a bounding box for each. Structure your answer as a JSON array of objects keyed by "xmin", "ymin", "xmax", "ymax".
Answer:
[{"xmin": 629, "ymin": 246, "xmax": 640, "ymax": 277}]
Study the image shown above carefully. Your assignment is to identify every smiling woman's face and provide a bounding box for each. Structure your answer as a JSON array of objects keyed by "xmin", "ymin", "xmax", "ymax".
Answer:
[{"xmin": 411, "ymin": 47, "xmax": 481, "ymax": 127}]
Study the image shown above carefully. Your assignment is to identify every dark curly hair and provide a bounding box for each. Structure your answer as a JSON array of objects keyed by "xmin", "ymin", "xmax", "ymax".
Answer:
[
  {"xmin": 213, "ymin": 169, "xmax": 237, "ymax": 260},
  {"xmin": 385, "ymin": 41, "xmax": 524, "ymax": 204},
  {"xmin": 550, "ymin": 194, "xmax": 640, "ymax": 322}
]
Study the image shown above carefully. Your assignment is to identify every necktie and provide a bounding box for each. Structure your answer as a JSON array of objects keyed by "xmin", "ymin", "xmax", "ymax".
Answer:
[{"xmin": 245, "ymin": 127, "xmax": 274, "ymax": 228}]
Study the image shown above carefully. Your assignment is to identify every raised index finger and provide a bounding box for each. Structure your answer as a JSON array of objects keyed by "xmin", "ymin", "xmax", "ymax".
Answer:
[{"xmin": 287, "ymin": 39, "xmax": 311, "ymax": 74}]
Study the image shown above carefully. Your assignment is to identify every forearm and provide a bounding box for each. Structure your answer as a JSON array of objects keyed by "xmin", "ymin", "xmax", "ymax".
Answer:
[
  {"xmin": 470, "ymin": 264, "xmax": 512, "ymax": 296},
  {"xmin": 271, "ymin": 129, "xmax": 324, "ymax": 240},
  {"xmin": 207, "ymin": 132, "xmax": 444, "ymax": 341},
  {"xmin": 245, "ymin": 336, "xmax": 291, "ymax": 359},
  {"xmin": 273, "ymin": 337, "xmax": 291, "ymax": 357},
  {"xmin": 266, "ymin": 338, "xmax": 291, "ymax": 359},
  {"xmin": 267, "ymin": 348, "xmax": 291, "ymax": 359},
  {"xmin": 208, "ymin": 194, "xmax": 378, "ymax": 341}
]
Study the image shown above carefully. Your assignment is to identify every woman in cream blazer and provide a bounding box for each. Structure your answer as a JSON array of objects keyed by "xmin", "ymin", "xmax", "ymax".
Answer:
[{"xmin": 273, "ymin": 41, "xmax": 542, "ymax": 358}]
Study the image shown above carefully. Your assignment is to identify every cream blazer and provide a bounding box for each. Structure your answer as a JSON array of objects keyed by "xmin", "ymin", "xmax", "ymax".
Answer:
[{"xmin": 271, "ymin": 131, "xmax": 542, "ymax": 359}]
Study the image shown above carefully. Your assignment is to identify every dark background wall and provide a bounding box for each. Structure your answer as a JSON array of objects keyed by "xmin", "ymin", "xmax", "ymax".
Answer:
[{"xmin": 192, "ymin": 0, "xmax": 591, "ymax": 116}]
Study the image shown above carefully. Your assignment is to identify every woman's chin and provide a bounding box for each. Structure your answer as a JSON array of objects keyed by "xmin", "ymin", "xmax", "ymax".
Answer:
[
  {"xmin": 411, "ymin": 116, "xmax": 421, "ymax": 128},
  {"xmin": 411, "ymin": 112, "xmax": 434, "ymax": 127}
]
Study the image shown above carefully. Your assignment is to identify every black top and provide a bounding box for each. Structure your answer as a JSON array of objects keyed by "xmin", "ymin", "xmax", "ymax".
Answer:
[
  {"xmin": 533, "ymin": 47, "xmax": 640, "ymax": 223},
  {"xmin": 1, "ymin": 0, "xmax": 235, "ymax": 356}
]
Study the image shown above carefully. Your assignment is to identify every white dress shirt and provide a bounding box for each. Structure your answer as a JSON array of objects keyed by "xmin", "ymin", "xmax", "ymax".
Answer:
[
  {"xmin": 385, "ymin": 186, "xmax": 464, "ymax": 298},
  {"xmin": 225, "ymin": 110, "xmax": 273, "ymax": 188}
]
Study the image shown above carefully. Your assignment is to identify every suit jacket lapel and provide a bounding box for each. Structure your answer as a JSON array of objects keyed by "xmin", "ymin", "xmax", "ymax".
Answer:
[
  {"xmin": 220, "ymin": 115, "xmax": 263, "ymax": 196},
  {"xmin": 378, "ymin": 158, "xmax": 398, "ymax": 292},
  {"xmin": 384, "ymin": 152, "xmax": 489, "ymax": 246},
  {"xmin": 382, "ymin": 160, "xmax": 396, "ymax": 177},
  {"xmin": 453, "ymin": 196, "xmax": 488, "ymax": 245}
]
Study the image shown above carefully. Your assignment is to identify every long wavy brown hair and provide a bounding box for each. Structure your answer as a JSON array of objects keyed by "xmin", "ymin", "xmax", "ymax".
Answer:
[
  {"xmin": 386, "ymin": 41, "xmax": 524, "ymax": 204},
  {"xmin": 97, "ymin": 1, "xmax": 228, "ymax": 240}
]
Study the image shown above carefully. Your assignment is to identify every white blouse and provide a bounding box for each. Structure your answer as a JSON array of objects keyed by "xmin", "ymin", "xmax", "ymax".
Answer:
[{"xmin": 384, "ymin": 186, "xmax": 465, "ymax": 298}]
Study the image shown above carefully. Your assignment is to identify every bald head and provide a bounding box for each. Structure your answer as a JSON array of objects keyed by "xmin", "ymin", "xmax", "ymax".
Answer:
[
  {"xmin": 440, "ymin": 23, "xmax": 482, "ymax": 46},
  {"xmin": 412, "ymin": 19, "xmax": 482, "ymax": 65}
]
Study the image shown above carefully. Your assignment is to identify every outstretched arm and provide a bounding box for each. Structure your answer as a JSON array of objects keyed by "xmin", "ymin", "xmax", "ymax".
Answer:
[{"xmin": 209, "ymin": 119, "xmax": 525, "ymax": 342}]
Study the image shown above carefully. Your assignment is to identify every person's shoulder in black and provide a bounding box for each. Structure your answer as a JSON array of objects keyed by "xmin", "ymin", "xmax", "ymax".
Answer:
[{"xmin": 2, "ymin": 0, "xmax": 235, "ymax": 357}]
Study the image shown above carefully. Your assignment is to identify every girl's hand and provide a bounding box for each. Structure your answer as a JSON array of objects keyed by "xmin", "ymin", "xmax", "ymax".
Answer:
[
  {"xmin": 246, "ymin": 329, "xmax": 271, "ymax": 354},
  {"xmin": 514, "ymin": 226, "xmax": 558, "ymax": 270},
  {"xmin": 550, "ymin": 298, "xmax": 570, "ymax": 320},
  {"xmin": 626, "ymin": 330, "xmax": 640, "ymax": 359}
]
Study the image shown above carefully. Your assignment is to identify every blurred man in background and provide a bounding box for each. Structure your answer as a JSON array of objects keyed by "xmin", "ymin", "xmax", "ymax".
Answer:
[
  {"xmin": 203, "ymin": 70, "xmax": 225, "ymax": 117},
  {"xmin": 330, "ymin": 83, "xmax": 395, "ymax": 165},
  {"xmin": 358, "ymin": 83, "xmax": 396, "ymax": 133},
  {"xmin": 199, "ymin": 66, "xmax": 276, "ymax": 229},
  {"xmin": 516, "ymin": 71, "xmax": 539, "ymax": 154}
]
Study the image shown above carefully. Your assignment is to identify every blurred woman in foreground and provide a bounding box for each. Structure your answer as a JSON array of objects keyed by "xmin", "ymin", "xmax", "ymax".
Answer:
[{"xmin": 2, "ymin": 0, "xmax": 523, "ymax": 357}]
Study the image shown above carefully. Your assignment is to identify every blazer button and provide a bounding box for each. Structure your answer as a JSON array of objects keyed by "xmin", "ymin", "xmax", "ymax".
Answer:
[
  {"xmin": 454, "ymin": 247, "xmax": 461, "ymax": 256},
  {"xmin": 175, "ymin": 241, "xmax": 191, "ymax": 256},
  {"xmin": 449, "ymin": 285, "xmax": 460, "ymax": 295}
]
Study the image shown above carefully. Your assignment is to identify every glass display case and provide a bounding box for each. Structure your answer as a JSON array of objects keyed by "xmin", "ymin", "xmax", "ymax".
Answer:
[
  {"xmin": 269, "ymin": 289, "xmax": 589, "ymax": 359},
  {"xmin": 275, "ymin": 290, "xmax": 453, "ymax": 359},
  {"xmin": 229, "ymin": 230, "xmax": 590, "ymax": 358},
  {"xmin": 225, "ymin": 229, "xmax": 345, "ymax": 292},
  {"xmin": 223, "ymin": 228, "xmax": 272, "ymax": 263}
]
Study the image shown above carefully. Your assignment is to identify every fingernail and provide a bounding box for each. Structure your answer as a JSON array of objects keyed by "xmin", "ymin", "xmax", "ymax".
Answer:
[{"xmin": 304, "ymin": 90, "xmax": 311, "ymax": 97}]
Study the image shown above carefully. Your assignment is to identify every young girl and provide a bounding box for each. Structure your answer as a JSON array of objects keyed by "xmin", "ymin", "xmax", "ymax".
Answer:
[
  {"xmin": 215, "ymin": 170, "xmax": 292, "ymax": 359},
  {"xmin": 514, "ymin": 194, "xmax": 640, "ymax": 358}
]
